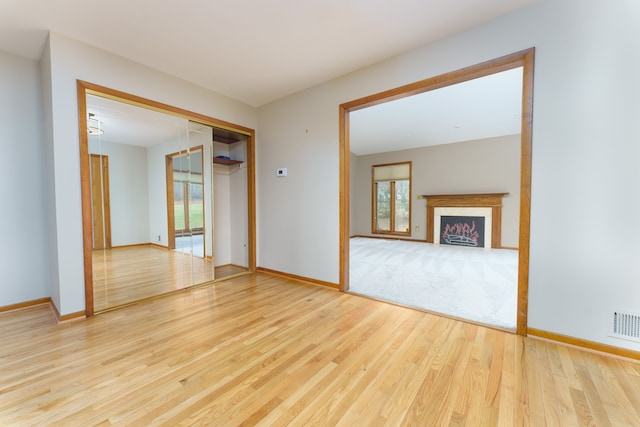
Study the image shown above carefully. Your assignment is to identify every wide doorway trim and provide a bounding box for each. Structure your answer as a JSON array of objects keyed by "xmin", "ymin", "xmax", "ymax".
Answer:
[{"xmin": 339, "ymin": 48, "xmax": 534, "ymax": 335}]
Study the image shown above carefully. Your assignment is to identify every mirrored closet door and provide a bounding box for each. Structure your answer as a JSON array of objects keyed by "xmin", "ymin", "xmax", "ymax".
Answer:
[{"xmin": 80, "ymin": 83, "xmax": 254, "ymax": 314}]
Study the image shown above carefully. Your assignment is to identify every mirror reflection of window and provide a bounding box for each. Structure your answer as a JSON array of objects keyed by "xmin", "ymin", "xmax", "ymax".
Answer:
[{"xmin": 170, "ymin": 148, "xmax": 204, "ymax": 258}]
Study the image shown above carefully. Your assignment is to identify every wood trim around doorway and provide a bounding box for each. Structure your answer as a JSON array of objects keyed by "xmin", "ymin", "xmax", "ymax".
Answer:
[
  {"xmin": 89, "ymin": 154, "xmax": 112, "ymax": 250},
  {"xmin": 339, "ymin": 48, "xmax": 535, "ymax": 335}
]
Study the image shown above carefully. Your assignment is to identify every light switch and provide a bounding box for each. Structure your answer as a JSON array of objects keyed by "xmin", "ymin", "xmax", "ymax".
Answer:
[{"xmin": 276, "ymin": 167, "xmax": 287, "ymax": 177}]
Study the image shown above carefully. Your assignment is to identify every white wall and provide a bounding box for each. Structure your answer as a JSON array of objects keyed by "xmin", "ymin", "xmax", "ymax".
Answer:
[
  {"xmin": 230, "ymin": 141, "xmax": 249, "ymax": 267},
  {"xmin": 257, "ymin": 0, "xmax": 640, "ymax": 351},
  {"xmin": 213, "ymin": 140, "xmax": 249, "ymax": 267},
  {"xmin": 351, "ymin": 135, "xmax": 521, "ymax": 247},
  {"xmin": 257, "ymin": 86, "xmax": 341, "ymax": 281},
  {"xmin": 146, "ymin": 138, "xmax": 173, "ymax": 248},
  {"xmin": 213, "ymin": 142, "xmax": 232, "ymax": 265},
  {"xmin": 43, "ymin": 32, "xmax": 257, "ymax": 315},
  {"xmin": 213, "ymin": 166, "xmax": 232, "ymax": 266},
  {"xmin": 0, "ymin": 51, "xmax": 50, "ymax": 307},
  {"xmin": 40, "ymin": 39, "xmax": 60, "ymax": 310},
  {"xmin": 89, "ymin": 140, "xmax": 150, "ymax": 246}
]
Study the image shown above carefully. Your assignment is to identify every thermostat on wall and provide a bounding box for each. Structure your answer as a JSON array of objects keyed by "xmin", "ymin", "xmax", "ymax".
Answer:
[{"xmin": 276, "ymin": 168, "xmax": 287, "ymax": 177}]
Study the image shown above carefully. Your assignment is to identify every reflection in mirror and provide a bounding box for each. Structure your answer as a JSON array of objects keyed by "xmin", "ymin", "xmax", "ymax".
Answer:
[
  {"xmin": 348, "ymin": 67, "xmax": 523, "ymax": 330},
  {"xmin": 170, "ymin": 148, "xmax": 204, "ymax": 257},
  {"xmin": 86, "ymin": 94, "xmax": 250, "ymax": 313}
]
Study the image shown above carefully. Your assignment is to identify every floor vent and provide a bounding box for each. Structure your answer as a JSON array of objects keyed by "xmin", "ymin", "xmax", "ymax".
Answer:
[{"xmin": 611, "ymin": 310, "xmax": 640, "ymax": 343}]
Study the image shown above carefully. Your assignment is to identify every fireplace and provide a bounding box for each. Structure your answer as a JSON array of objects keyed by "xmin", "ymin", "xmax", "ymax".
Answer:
[
  {"xmin": 440, "ymin": 215, "xmax": 485, "ymax": 247},
  {"xmin": 421, "ymin": 193, "xmax": 508, "ymax": 249},
  {"xmin": 433, "ymin": 207, "xmax": 492, "ymax": 248}
]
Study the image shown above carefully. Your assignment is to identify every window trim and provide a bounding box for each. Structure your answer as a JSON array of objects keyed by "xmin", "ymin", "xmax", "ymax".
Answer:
[{"xmin": 371, "ymin": 161, "xmax": 412, "ymax": 236}]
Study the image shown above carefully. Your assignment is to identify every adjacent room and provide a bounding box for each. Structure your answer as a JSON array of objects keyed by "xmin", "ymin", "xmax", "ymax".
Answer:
[{"xmin": 348, "ymin": 67, "xmax": 523, "ymax": 330}]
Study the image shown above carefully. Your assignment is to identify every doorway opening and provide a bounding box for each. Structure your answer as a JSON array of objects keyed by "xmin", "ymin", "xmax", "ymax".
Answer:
[{"xmin": 340, "ymin": 48, "xmax": 534, "ymax": 334}]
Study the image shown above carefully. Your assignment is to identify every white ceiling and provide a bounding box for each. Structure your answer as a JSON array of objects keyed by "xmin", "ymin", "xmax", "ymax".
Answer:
[
  {"xmin": 350, "ymin": 67, "xmax": 523, "ymax": 155},
  {"xmin": 87, "ymin": 95, "xmax": 189, "ymax": 148},
  {"xmin": 0, "ymin": 0, "xmax": 537, "ymax": 107},
  {"xmin": 87, "ymin": 95, "xmax": 246, "ymax": 150}
]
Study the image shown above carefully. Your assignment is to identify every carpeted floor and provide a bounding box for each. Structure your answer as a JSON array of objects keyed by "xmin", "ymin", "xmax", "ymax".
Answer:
[{"xmin": 349, "ymin": 237, "xmax": 518, "ymax": 330}]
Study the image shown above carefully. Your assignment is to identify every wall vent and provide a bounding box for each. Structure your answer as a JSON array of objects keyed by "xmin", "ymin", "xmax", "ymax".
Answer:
[{"xmin": 610, "ymin": 310, "xmax": 640, "ymax": 343}]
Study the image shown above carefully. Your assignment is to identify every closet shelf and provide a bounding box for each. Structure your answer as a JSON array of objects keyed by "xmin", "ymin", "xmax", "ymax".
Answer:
[{"xmin": 213, "ymin": 157, "xmax": 243, "ymax": 166}]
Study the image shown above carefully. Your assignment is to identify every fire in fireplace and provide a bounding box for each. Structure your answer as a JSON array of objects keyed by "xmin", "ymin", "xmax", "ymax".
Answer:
[{"xmin": 440, "ymin": 216, "xmax": 485, "ymax": 247}]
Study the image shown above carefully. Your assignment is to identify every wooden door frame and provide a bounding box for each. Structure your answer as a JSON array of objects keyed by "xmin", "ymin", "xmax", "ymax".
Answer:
[
  {"xmin": 78, "ymin": 80, "xmax": 257, "ymax": 317},
  {"xmin": 166, "ymin": 146, "xmax": 205, "ymax": 252},
  {"xmin": 89, "ymin": 153, "xmax": 112, "ymax": 250},
  {"xmin": 339, "ymin": 48, "xmax": 534, "ymax": 335}
]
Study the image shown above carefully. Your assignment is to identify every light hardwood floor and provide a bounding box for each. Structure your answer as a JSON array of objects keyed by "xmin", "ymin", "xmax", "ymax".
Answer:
[
  {"xmin": 2, "ymin": 272, "xmax": 640, "ymax": 425},
  {"xmin": 92, "ymin": 246, "xmax": 248, "ymax": 312}
]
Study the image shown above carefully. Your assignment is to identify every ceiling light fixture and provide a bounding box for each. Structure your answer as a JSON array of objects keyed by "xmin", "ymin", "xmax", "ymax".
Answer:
[{"xmin": 88, "ymin": 113, "xmax": 104, "ymax": 135}]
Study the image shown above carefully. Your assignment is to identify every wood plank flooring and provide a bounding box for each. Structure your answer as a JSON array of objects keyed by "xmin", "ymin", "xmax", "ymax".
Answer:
[
  {"xmin": 92, "ymin": 246, "xmax": 248, "ymax": 312},
  {"xmin": 2, "ymin": 272, "xmax": 640, "ymax": 425}
]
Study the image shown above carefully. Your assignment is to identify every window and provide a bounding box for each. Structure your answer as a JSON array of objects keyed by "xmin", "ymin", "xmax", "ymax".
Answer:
[
  {"xmin": 372, "ymin": 162, "xmax": 411, "ymax": 235},
  {"xmin": 170, "ymin": 149, "xmax": 204, "ymax": 236}
]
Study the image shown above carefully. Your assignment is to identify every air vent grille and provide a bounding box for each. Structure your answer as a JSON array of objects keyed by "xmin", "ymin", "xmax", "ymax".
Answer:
[{"xmin": 611, "ymin": 310, "xmax": 640, "ymax": 343}]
